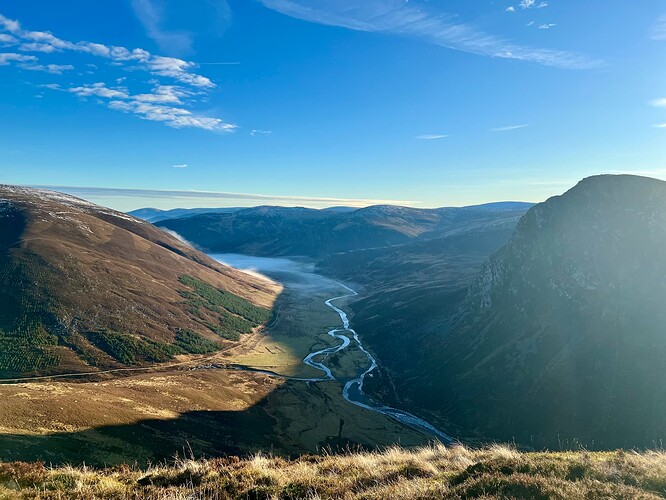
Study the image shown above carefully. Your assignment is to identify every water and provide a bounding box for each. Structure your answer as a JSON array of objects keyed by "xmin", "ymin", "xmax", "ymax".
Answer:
[{"xmin": 211, "ymin": 253, "xmax": 453, "ymax": 443}]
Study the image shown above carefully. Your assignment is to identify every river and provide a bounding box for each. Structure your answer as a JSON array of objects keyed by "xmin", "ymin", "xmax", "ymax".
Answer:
[{"xmin": 211, "ymin": 253, "xmax": 453, "ymax": 443}]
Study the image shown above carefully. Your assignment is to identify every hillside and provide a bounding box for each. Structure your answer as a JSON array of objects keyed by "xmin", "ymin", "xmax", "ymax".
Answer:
[
  {"xmin": 3, "ymin": 445, "xmax": 666, "ymax": 499},
  {"xmin": 361, "ymin": 175, "xmax": 666, "ymax": 449},
  {"xmin": 154, "ymin": 203, "xmax": 532, "ymax": 257},
  {"xmin": 0, "ymin": 186, "xmax": 278, "ymax": 378}
]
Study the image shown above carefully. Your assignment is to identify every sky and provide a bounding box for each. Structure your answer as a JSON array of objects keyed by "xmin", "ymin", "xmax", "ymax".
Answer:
[{"xmin": 1, "ymin": 0, "xmax": 665, "ymax": 210}]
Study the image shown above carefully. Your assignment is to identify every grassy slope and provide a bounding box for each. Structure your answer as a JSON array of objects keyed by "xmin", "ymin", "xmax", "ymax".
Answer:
[
  {"xmin": 2, "ymin": 445, "xmax": 666, "ymax": 499},
  {"xmin": 0, "ymin": 186, "xmax": 279, "ymax": 377}
]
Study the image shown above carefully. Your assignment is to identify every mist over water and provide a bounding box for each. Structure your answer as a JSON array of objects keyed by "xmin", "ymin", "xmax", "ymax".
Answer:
[{"xmin": 210, "ymin": 253, "xmax": 335, "ymax": 292}]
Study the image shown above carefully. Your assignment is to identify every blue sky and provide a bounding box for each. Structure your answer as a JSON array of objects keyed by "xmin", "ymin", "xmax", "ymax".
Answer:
[{"xmin": 1, "ymin": 0, "xmax": 665, "ymax": 210}]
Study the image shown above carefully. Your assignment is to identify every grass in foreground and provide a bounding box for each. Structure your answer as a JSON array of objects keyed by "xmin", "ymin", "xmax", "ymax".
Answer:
[{"xmin": 2, "ymin": 444, "xmax": 666, "ymax": 499}]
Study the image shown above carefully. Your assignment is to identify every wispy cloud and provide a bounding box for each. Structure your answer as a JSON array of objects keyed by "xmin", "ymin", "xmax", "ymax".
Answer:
[
  {"xmin": 506, "ymin": 6, "xmax": 516, "ymax": 13},
  {"xmin": 416, "ymin": 134, "xmax": 449, "ymax": 140},
  {"xmin": 198, "ymin": 61, "xmax": 241, "ymax": 65},
  {"xmin": 259, "ymin": 0, "xmax": 599, "ymax": 69},
  {"xmin": 651, "ymin": 98, "xmax": 666, "ymax": 108},
  {"xmin": 173, "ymin": 164, "xmax": 189, "ymax": 168},
  {"xmin": 69, "ymin": 82, "xmax": 129, "ymax": 99},
  {"xmin": 520, "ymin": 0, "xmax": 549, "ymax": 9},
  {"xmin": 30, "ymin": 185, "xmax": 421, "ymax": 209},
  {"xmin": 653, "ymin": 123, "xmax": 666, "ymax": 128},
  {"xmin": 130, "ymin": 0, "xmax": 232, "ymax": 57},
  {"xmin": 109, "ymin": 100, "xmax": 236, "ymax": 131},
  {"xmin": 491, "ymin": 124, "xmax": 530, "ymax": 132},
  {"xmin": 652, "ymin": 15, "xmax": 666, "ymax": 41},
  {"xmin": 250, "ymin": 129, "xmax": 272, "ymax": 136},
  {"xmin": 0, "ymin": 52, "xmax": 36, "ymax": 65},
  {"xmin": 538, "ymin": 23, "xmax": 557, "ymax": 30},
  {"xmin": 21, "ymin": 62, "xmax": 74, "ymax": 74},
  {"xmin": 0, "ymin": 12, "xmax": 233, "ymax": 131},
  {"xmin": 130, "ymin": 0, "xmax": 193, "ymax": 56}
]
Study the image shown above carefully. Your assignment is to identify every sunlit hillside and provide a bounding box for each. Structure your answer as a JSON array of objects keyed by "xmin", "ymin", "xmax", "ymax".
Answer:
[{"xmin": 3, "ymin": 445, "xmax": 666, "ymax": 499}]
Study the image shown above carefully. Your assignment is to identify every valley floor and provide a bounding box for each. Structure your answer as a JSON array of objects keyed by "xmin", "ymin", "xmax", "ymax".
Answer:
[
  {"xmin": 2, "ymin": 444, "xmax": 666, "ymax": 499},
  {"xmin": 0, "ymin": 255, "xmax": 429, "ymax": 465}
]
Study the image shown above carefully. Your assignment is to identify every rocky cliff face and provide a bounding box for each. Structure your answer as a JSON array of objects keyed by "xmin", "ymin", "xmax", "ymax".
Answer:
[{"xmin": 391, "ymin": 175, "xmax": 666, "ymax": 449}]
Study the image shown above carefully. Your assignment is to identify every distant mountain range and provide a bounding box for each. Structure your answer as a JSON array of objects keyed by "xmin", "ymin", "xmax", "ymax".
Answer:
[
  {"xmin": 148, "ymin": 202, "xmax": 533, "ymax": 257},
  {"xmin": 0, "ymin": 186, "xmax": 277, "ymax": 378}
]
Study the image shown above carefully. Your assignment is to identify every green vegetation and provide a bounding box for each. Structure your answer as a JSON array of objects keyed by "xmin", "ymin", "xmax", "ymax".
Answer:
[
  {"xmin": 174, "ymin": 329, "xmax": 220, "ymax": 354},
  {"xmin": 178, "ymin": 275, "xmax": 270, "ymax": 341},
  {"xmin": 205, "ymin": 323, "xmax": 241, "ymax": 341},
  {"xmin": 3, "ymin": 445, "xmax": 666, "ymax": 499},
  {"xmin": 0, "ymin": 310, "xmax": 60, "ymax": 375},
  {"xmin": 0, "ymin": 340, "xmax": 59, "ymax": 374},
  {"xmin": 87, "ymin": 331, "xmax": 177, "ymax": 365},
  {"xmin": 87, "ymin": 330, "xmax": 221, "ymax": 365}
]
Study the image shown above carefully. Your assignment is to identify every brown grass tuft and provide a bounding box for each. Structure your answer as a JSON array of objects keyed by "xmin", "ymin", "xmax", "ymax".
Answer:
[{"xmin": 2, "ymin": 445, "xmax": 666, "ymax": 499}]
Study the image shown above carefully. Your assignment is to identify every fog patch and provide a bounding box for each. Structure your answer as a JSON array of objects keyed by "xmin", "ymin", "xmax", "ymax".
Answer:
[
  {"xmin": 209, "ymin": 253, "xmax": 336, "ymax": 293},
  {"xmin": 162, "ymin": 228, "xmax": 198, "ymax": 249}
]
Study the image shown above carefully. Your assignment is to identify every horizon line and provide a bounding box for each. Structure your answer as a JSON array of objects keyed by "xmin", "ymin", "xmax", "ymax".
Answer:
[{"xmin": 28, "ymin": 184, "xmax": 423, "ymax": 209}]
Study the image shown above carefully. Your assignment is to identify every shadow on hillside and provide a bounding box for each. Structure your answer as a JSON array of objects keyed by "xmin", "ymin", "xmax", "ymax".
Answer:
[
  {"xmin": 0, "ymin": 283, "xmax": 372, "ymax": 467},
  {"xmin": 0, "ymin": 387, "xmax": 362, "ymax": 467}
]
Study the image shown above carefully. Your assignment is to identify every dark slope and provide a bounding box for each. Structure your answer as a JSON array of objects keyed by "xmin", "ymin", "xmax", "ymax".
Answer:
[
  {"xmin": 155, "ymin": 203, "xmax": 532, "ymax": 257},
  {"xmin": 0, "ymin": 186, "xmax": 278, "ymax": 378},
  {"xmin": 376, "ymin": 175, "xmax": 666, "ymax": 448}
]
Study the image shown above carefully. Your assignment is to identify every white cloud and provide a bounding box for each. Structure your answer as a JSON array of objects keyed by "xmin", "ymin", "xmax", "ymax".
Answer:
[
  {"xmin": 172, "ymin": 164, "xmax": 189, "ymax": 168},
  {"xmin": 0, "ymin": 33, "xmax": 16, "ymax": 44},
  {"xmin": 259, "ymin": 0, "xmax": 600, "ymax": 69},
  {"xmin": 651, "ymin": 98, "xmax": 666, "ymax": 108},
  {"xmin": 69, "ymin": 82, "xmax": 129, "ymax": 99},
  {"xmin": 520, "ymin": 0, "xmax": 548, "ymax": 8},
  {"xmin": 538, "ymin": 23, "xmax": 557, "ymax": 30},
  {"xmin": 146, "ymin": 56, "xmax": 214, "ymax": 88},
  {"xmin": 250, "ymin": 129, "xmax": 273, "ymax": 136},
  {"xmin": 108, "ymin": 100, "xmax": 236, "ymax": 131},
  {"xmin": 651, "ymin": 15, "xmax": 666, "ymax": 41},
  {"xmin": 0, "ymin": 14, "xmax": 20, "ymax": 33},
  {"xmin": 20, "ymin": 63, "xmax": 74, "ymax": 74},
  {"xmin": 0, "ymin": 12, "xmax": 215, "ymax": 88},
  {"xmin": 133, "ymin": 85, "xmax": 191, "ymax": 104},
  {"xmin": 40, "ymin": 81, "xmax": 233, "ymax": 131},
  {"xmin": 506, "ymin": 6, "xmax": 515, "ymax": 13},
  {"xmin": 491, "ymin": 124, "xmax": 530, "ymax": 132},
  {"xmin": 0, "ymin": 52, "xmax": 36, "ymax": 65},
  {"xmin": 652, "ymin": 123, "xmax": 666, "ymax": 128},
  {"xmin": 18, "ymin": 42, "xmax": 59, "ymax": 53},
  {"xmin": 21, "ymin": 30, "xmax": 77, "ymax": 51},
  {"xmin": 0, "ymin": 11, "xmax": 233, "ymax": 132},
  {"xmin": 416, "ymin": 134, "xmax": 449, "ymax": 140}
]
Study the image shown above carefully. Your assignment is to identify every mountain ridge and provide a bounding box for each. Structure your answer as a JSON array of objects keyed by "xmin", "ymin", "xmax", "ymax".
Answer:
[
  {"xmin": 0, "ymin": 186, "xmax": 278, "ymax": 378},
  {"xmin": 153, "ymin": 202, "xmax": 533, "ymax": 257}
]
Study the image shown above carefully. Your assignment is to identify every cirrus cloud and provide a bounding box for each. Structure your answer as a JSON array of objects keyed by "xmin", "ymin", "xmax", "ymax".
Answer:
[{"xmin": 259, "ymin": 0, "xmax": 600, "ymax": 69}]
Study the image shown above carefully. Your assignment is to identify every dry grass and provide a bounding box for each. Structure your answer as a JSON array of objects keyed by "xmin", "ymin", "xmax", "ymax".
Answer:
[{"xmin": 2, "ymin": 444, "xmax": 666, "ymax": 499}]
